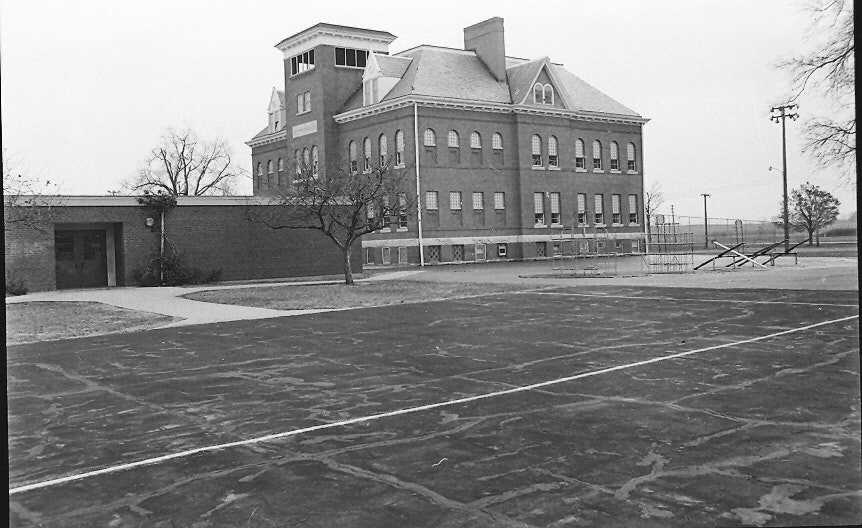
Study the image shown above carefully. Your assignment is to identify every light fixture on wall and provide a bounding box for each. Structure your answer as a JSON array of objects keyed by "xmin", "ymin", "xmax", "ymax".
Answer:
[{"xmin": 145, "ymin": 217, "xmax": 155, "ymax": 227}]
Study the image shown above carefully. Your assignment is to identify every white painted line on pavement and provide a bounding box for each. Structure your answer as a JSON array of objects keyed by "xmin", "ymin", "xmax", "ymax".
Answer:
[{"xmin": 9, "ymin": 314, "xmax": 859, "ymax": 496}]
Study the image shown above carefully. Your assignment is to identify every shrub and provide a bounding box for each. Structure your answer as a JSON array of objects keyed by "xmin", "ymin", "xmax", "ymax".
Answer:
[
  {"xmin": 132, "ymin": 253, "xmax": 222, "ymax": 287},
  {"xmin": 5, "ymin": 277, "xmax": 29, "ymax": 296}
]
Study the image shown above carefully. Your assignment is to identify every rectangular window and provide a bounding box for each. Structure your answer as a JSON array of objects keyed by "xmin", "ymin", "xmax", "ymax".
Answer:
[
  {"xmin": 610, "ymin": 142, "xmax": 620, "ymax": 171},
  {"xmin": 290, "ymin": 49, "xmax": 315, "ymax": 76},
  {"xmin": 472, "ymin": 192, "xmax": 484, "ymax": 210},
  {"xmin": 550, "ymin": 192, "xmax": 561, "ymax": 225},
  {"xmin": 629, "ymin": 195, "xmax": 639, "ymax": 224},
  {"xmin": 575, "ymin": 141, "xmax": 586, "ymax": 169},
  {"xmin": 475, "ymin": 243, "xmax": 487, "ymax": 261},
  {"xmin": 364, "ymin": 247, "xmax": 374, "ymax": 265},
  {"xmin": 449, "ymin": 191, "xmax": 462, "ymax": 211},
  {"xmin": 398, "ymin": 247, "xmax": 408, "ymax": 264},
  {"xmin": 534, "ymin": 192, "xmax": 545, "ymax": 225},
  {"xmin": 577, "ymin": 193, "xmax": 587, "ymax": 225},
  {"xmin": 428, "ymin": 245, "xmax": 441, "ymax": 263},
  {"xmin": 304, "ymin": 92, "xmax": 311, "ymax": 113},
  {"xmin": 612, "ymin": 194, "xmax": 622, "ymax": 224},
  {"xmin": 334, "ymin": 47, "xmax": 368, "ymax": 68},
  {"xmin": 494, "ymin": 191, "xmax": 505, "ymax": 210},
  {"xmin": 497, "ymin": 243, "xmax": 508, "ymax": 257},
  {"xmin": 593, "ymin": 155, "xmax": 603, "ymax": 170},
  {"xmin": 426, "ymin": 191, "xmax": 438, "ymax": 210},
  {"xmin": 594, "ymin": 194, "xmax": 604, "ymax": 224},
  {"xmin": 532, "ymin": 153, "xmax": 543, "ymax": 167},
  {"xmin": 297, "ymin": 94, "xmax": 303, "ymax": 114},
  {"xmin": 382, "ymin": 247, "xmax": 391, "ymax": 265}
]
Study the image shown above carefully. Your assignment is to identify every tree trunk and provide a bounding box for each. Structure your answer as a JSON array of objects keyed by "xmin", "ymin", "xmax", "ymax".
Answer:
[
  {"xmin": 342, "ymin": 247, "xmax": 354, "ymax": 285},
  {"xmin": 807, "ymin": 228, "xmax": 814, "ymax": 246}
]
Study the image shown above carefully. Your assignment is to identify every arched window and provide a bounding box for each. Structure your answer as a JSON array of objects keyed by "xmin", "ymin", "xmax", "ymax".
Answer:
[
  {"xmin": 423, "ymin": 128, "xmax": 436, "ymax": 147},
  {"xmin": 492, "ymin": 132, "xmax": 503, "ymax": 150},
  {"xmin": 531, "ymin": 135, "xmax": 543, "ymax": 167},
  {"xmin": 303, "ymin": 147, "xmax": 310, "ymax": 170},
  {"xmin": 543, "ymin": 84, "xmax": 554, "ymax": 105},
  {"xmin": 575, "ymin": 139, "xmax": 586, "ymax": 169},
  {"xmin": 294, "ymin": 150, "xmax": 301, "ymax": 175},
  {"xmin": 267, "ymin": 160, "xmax": 273, "ymax": 174},
  {"xmin": 378, "ymin": 134, "xmax": 388, "ymax": 166},
  {"xmin": 470, "ymin": 132, "xmax": 481, "ymax": 149},
  {"xmin": 363, "ymin": 137, "xmax": 372, "ymax": 171},
  {"xmin": 627, "ymin": 143, "xmax": 637, "ymax": 171},
  {"xmin": 592, "ymin": 140, "xmax": 603, "ymax": 170},
  {"xmin": 447, "ymin": 130, "xmax": 459, "ymax": 148},
  {"xmin": 348, "ymin": 141, "xmax": 357, "ymax": 173},
  {"xmin": 610, "ymin": 142, "xmax": 620, "ymax": 171},
  {"xmin": 311, "ymin": 146, "xmax": 319, "ymax": 176},
  {"xmin": 256, "ymin": 162, "xmax": 262, "ymax": 187},
  {"xmin": 395, "ymin": 130, "xmax": 405, "ymax": 166},
  {"xmin": 548, "ymin": 136, "xmax": 559, "ymax": 167},
  {"xmin": 277, "ymin": 158, "xmax": 284, "ymax": 172},
  {"xmin": 533, "ymin": 83, "xmax": 553, "ymax": 104}
]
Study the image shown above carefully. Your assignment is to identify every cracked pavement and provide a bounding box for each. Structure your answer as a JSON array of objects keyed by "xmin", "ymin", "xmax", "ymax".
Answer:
[{"xmin": 7, "ymin": 286, "xmax": 861, "ymax": 527}]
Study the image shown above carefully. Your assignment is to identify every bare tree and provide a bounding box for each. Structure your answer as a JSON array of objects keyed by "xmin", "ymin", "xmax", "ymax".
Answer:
[
  {"xmin": 778, "ymin": 0, "xmax": 855, "ymax": 184},
  {"xmin": 127, "ymin": 127, "xmax": 243, "ymax": 196},
  {"xmin": 250, "ymin": 160, "xmax": 415, "ymax": 284},
  {"xmin": 3, "ymin": 149, "xmax": 61, "ymax": 232},
  {"xmin": 775, "ymin": 182, "xmax": 840, "ymax": 246},
  {"xmin": 643, "ymin": 181, "xmax": 664, "ymax": 239}
]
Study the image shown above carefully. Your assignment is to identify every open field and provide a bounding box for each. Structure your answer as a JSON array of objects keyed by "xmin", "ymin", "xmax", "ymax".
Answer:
[{"xmin": 7, "ymin": 282, "xmax": 860, "ymax": 527}]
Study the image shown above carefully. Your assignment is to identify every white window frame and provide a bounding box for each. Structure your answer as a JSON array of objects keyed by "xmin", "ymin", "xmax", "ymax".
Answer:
[
  {"xmin": 612, "ymin": 194, "xmax": 622, "ymax": 225},
  {"xmin": 628, "ymin": 194, "xmax": 639, "ymax": 224},
  {"xmin": 494, "ymin": 191, "xmax": 505, "ymax": 210},
  {"xmin": 534, "ymin": 192, "xmax": 545, "ymax": 226},
  {"xmin": 426, "ymin": 191, "xmax": 439, "ymax": 211},
  {"xmin": 497, "ymin": 243, "xmax": 508, "ymax": 258},
  {"xmin": 398, "ymin": 247, "xmax": 408, "ymax": 264},
  {"xmin": 382, "ymin": 246, "xmax": 391, "ymax": 265},
  {"xmin": 610, "ymin": 141, "xmax": 620, "ymax": 172},
  {"xmin": 424, "ymin": 129, "xmax": 436, "ymax": 147},
  {"xmin": 470, "ymin": 131, "xmax": 481, "ymax": 149},
  {"xmin": 627, "ymin": 143, "xmax": 638, "ymax": 172},
  {"xmin": 379, "ymin": 134, "xmax": 388, "ymax": 167},
  {"xmin": 548, "ymin": 136, "xmax": 559, "ymax": 168},
  {"xmin": 492, "ymin": 133, "xmax": 503, "ymax": 150},
  {"xmin": 550, "ymin": 192, "xmax": 561, "ymax": 226},
  {"xmin": 395, "ymin": 130, "xmax": 405, "ymax": 167},
  {"xmin": 594, "ymin": 194, "xmax": 605, "ymax": 225},
  {"xmin": 449, "ymin": 191, "xmax": 462, "ymax": 211},
  {"xmin": 447, "ymin": 130, "xmax": 459, "ymax": 148},
  {"xmin": 363, "ymin": 137, "xmax": 372, "ymax": 172},
  {"xmin": 531, "ymin": 135, "xmax": 543, "ymax": 168},
  {"xmin": 472, "ymin": 192, "xmax": 484, "ymax": 210},
  {"xmin": 577, "ymin": 193, "xmax": 587, "ymax": 225},
  {"xmin": 575, "ymin": 139, "xmax": 586, "ymax": 171},
  {"xmin": 592, "ymin": 140, "xmax": 603, "ymax": 171}
]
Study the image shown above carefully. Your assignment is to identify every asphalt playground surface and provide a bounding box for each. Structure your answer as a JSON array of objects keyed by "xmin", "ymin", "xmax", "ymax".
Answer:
[{"xmin": 7, "ymin": 281, "xmax": 862, "ymax": 527}]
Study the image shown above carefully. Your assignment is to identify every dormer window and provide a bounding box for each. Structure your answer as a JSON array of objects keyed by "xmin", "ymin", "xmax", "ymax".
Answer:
[{"xmin": 533, "ymin": 83, "xmax": 554, "ymax": 105}]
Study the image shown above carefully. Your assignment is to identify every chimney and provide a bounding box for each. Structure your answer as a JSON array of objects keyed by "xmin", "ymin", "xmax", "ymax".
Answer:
[{"xmin": 464, "ymin": 17, "xmax": 506, "ymax": 82}]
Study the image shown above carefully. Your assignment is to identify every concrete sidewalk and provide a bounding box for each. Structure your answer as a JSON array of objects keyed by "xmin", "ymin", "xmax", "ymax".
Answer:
[{"xmin": 5, "ymin": 270, "xmax": 425, "ymax": 328}]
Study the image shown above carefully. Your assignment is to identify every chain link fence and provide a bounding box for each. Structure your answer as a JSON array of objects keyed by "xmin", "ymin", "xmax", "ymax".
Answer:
[{"xmin": 658, "ymin": 215, "xmax": 812, "ymax": 249}]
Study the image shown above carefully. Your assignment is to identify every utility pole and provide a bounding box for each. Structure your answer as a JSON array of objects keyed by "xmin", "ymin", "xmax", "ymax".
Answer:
[
  {"xmin": 770, "ymin": 104, "xmax": 799, "ymax": 252},
  {"xmin": 701, "ymin": 193, "xmax": 710, "ymax": 249}
]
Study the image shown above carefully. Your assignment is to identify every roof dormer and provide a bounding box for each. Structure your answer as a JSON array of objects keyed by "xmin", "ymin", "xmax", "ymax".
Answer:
[
  {"xmin": 362, "ymin": 52, "xmax": 412, "ymax": 106},
  {"xmin": 268, "ymin": 88, "xmax": 285, "ymax": 133}
]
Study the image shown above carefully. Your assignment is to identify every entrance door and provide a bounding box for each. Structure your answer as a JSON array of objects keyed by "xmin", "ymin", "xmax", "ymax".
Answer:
[{"xmin": 55, "ymin": 230, "xmax": 108, "ymax": 289}]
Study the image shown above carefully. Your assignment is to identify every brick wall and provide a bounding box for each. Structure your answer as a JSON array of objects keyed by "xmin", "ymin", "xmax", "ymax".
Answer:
[{"xmin": 4, "ymin": 199, "xmax": 359, "ymax": 292}]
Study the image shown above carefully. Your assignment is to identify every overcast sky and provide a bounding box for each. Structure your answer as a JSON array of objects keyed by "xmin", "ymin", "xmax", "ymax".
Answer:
[{"xmin": 1, "ymin": 0, "xmax": 855, "ymax": 220}]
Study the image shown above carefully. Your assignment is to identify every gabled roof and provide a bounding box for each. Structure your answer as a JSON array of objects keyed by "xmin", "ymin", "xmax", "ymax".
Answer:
[
  {"xmin": 249, "ymin": 125, "xmax": 273, "ymax": 141},
  {"xmin": 505, "ymin": 57, "xmax": 545, "ymax": 105}
]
